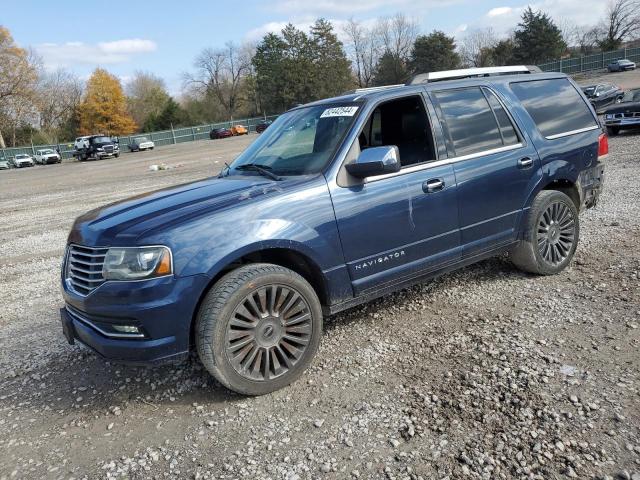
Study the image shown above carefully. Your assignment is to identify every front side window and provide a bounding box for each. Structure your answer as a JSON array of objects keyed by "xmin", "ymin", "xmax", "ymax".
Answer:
[
  {"xmin": 230, "ymin": 104, "xmax": 359, "ymax": 176},
  {"xmin": 432, "ymin": 87, "xmax": 508, "ymax": 157},
  {"xmin": 511, "ymin": 78, "xmax": 597, "ymax": 138},
  {"xmin": 357, "ymin": 95, "xmax": 436, "ymax": 167}
]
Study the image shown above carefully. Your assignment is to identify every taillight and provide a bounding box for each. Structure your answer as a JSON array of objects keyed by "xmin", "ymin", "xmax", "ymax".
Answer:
[{"xmin": 598, "ymin": 132, "xmax": 609, "ymax": 159}]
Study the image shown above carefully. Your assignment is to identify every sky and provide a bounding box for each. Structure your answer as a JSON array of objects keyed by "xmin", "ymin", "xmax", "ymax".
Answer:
[{"xmin": 4, "ymin": 0, "xmax": 609, "ymax": 95}]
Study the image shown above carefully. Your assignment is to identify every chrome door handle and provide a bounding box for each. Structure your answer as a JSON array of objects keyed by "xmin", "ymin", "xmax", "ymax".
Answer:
[
  {"xmin": 423, "ymin": 178, "xmax": 444, "ymax": 193},
  {"xmin": 518, "ymin": 157, "xmax": 533, "ymax": 168}
]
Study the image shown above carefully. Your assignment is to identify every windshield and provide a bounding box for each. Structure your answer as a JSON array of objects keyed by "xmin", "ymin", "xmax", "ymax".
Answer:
[
  {"xmin": 41, "ymin": 149, "xmax": 54, "ymax": 154},
  {"xmin": 16, "ymin": 154, "xmax": 29, "ymax": 159},
  {"xmin": 622, "ymin": 89, "xmax": 640, "ymax": 102},
  {"xmin": 135, "ymin": 137, "xmax": 148, "ymax": 142},
  {"xmin": 582, "ymin": 86, "xmax": 596, "ymax": 97},
  {"xmin": 230, "ymin": 103, "xmax": 360, "ymax": 176},
  {"xmin": 91, "ymin": 136, "xmax": 112, "ymax": 144}
]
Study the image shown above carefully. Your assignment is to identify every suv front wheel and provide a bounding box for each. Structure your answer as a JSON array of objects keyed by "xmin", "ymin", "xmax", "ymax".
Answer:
[
  {"xmin": 196, "ymin": 263, "xmax": 323, "ymax": 395},
  {"xmin": 510, "ymin": 190, "xmax": 579, "ymax": 275}
]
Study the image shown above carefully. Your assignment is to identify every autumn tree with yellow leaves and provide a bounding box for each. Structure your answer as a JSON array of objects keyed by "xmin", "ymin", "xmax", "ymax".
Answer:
[{"xmin": 78, "ymin": 68, "xmax": 137, "ymax": 135}]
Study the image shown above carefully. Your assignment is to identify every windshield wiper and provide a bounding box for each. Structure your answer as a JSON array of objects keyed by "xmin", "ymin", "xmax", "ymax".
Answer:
[{"xmin": 235, "ymin": 163, "xmax": 282, "ymax": 181}]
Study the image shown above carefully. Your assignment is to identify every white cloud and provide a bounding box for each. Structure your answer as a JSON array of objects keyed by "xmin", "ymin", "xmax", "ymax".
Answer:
[
  {"xmin": 98, "ymin": 39, "xmax": 157, "ymax": 54},
  {"xmin": 487, "ymin": 6, "xmax": 512, "ymax": 17},
  {"xmin": 35, "ymin": 38, "xmax": 157, "ymax": 70}
]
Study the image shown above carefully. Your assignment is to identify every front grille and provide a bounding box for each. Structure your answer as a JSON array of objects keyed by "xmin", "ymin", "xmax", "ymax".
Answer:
[
  {"xmin": 65, "ymin": 245, "xmax": 109, "ymax": 295},
  {"xmin": 104, "ymin": 145, "xmax": 114, "ymax": 153}
]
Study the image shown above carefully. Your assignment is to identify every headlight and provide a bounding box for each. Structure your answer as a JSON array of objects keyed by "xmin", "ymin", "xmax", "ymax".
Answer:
[
  {"xmin": 102, "ymin": 246, "xmax": 172, "ymax": 280},
  {"xmin": 605, "ymin": 114, "xmax": 613, "ymax": 119}
]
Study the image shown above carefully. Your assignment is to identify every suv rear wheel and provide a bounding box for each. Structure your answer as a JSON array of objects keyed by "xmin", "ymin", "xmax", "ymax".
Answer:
[
  {"xmin": 510, "ymin": 190, "xmax": 579, "ymax": 275},
  {"xmin": 196, "ymin": 263, "xmax": 323, "ymax": 395}
]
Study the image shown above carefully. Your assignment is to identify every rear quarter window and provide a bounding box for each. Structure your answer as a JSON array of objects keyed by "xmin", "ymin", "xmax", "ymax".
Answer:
[{"xmin": 510, "ymin": 78, "xmax": 597, "ymax": 138}]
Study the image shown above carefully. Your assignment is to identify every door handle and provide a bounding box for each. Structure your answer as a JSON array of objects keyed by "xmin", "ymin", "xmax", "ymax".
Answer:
[
  {"xmin": 423, "ymin": 178, "xmax": 444, "ymax": 193},
  {"xmin": 518, "ymin": 157, "xmax": 533, "ymax": 168}
]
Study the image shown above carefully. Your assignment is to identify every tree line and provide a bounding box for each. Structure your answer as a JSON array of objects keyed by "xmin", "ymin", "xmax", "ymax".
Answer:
[{"xmin": 1, "ymin": 0, "xmax": 639, "ymax": 148}]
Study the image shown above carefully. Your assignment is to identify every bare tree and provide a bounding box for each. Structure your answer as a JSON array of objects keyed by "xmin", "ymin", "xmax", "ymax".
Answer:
[
  {"xmin": 375, "ymin": 13, "xmax": 419, "ymax": 60},
  {"xmin": 343, "ymin": 18, "xmax": 379, "ymax": 88},
  {"xmin": 125, "ymin": 71, "xmax": 169, "ymax": 127},
  {"xmin": 185, "ymin": 42, "xmax": 252, "ymax": 119},
  {"xmin": 556, "ymin": 19, "xmax": 579, "ymax": 48},
  {"xmin": 597, "ymin": 0, "xmax": 640, "ymax": 50},
  {"xmin": 459, "ymin": 28, "xmax": 497, "ymax": 67},
  {"xmin": 575, "ymin": 25, "xmax": 600, "ymax": 54},
  {"xmin": 37, "ymin": 69, "xmax": 83, "ymax": 134}
]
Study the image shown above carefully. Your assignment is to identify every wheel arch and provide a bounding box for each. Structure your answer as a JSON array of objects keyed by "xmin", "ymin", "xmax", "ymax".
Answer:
[
  {"xmin": 188, "ymin": 246, "xmax": 330, "ymax": 348},
  {"xmin": 541, "ymin": 178, "xmax": 581, "ymax": 211}
]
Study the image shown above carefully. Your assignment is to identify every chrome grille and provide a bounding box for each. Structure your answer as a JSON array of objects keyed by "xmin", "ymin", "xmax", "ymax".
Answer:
[{"xmin": 65, "ymin": 245, "xmax": 109, "ymax": 295}]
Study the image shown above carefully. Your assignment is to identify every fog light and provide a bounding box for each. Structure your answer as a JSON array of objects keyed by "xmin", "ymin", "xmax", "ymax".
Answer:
[{"xmin": 112, "ymin": 325, "xmax": 141, "ymax": 334}]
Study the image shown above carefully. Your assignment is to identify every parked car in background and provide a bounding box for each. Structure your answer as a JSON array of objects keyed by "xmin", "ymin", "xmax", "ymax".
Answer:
[
  {"xmin": 0, "ymin": 158, "xmax": 10, "ymax": 170},
  {"xmin": 35, "ymin": 149, "xmax": 61, "ymax": 165},
  {"xmin": 12, "ymin": 153, "xmax": 35, "ymax": 168},
  {"xmin": 128, "ymin": 136, "xmax": 155, "ymax": 152},
  {"xmin": 230, "ymin": 125, "xmax": 248, "ymax": 136},
  {"xmin": 60, "ymin": 66, "xmax": 606, "ymax": 395},
  {"xmin": 581, "ymin": 83, "xmax": 624, "ymax": 111},
  {"xmin": 209, "ymin": 128, "xmax": 233, "ymax": 139},
  {"xmin": 73, "ymin": 135, "xmax": 120, "ymax": 161},
  {"xmin": 255, "ymin": 120, "xmax": 272, "ymax": 133},
  {"xmin": 603, "ymin": 87, "xmax": 640, "ymax": 136},
  {"xmin": 607, "ymin": 59, "xmax": 636, "ymax": 72}
]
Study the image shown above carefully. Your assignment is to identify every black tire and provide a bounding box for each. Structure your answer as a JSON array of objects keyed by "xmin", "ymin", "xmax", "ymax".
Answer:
[
  {"xmin": 115, "ymin": 153, "xmax": 120, "ymax": 158},
  {"xmin": 607, "ymin": 126, "xmax": 620, "ymax": 136},
  {"xmin": 196, "ymin": 263, "xmax": 323, "ymax": 395},
  {"xmin": 510, "ymin": 190, "xmax": 579, "ymax": 275}
]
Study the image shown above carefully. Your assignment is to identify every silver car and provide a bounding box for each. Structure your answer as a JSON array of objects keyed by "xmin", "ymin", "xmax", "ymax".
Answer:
[
  {"xmin": 12, "ymin": 153, "xmax": 35, "ymax": 168},
  {"xmin": 0, "ymin": 159, "xmax": 9, "ymax": 170}
]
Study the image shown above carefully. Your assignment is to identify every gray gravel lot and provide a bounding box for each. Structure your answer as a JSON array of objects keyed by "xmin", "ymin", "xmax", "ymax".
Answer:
[{"xmin": 0, "ymin": 132, "xmax": 638, "ymax": 480}]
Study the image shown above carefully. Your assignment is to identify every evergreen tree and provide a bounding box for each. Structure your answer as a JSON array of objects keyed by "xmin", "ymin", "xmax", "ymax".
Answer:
[
  {"xmin": 309, "ymin": 19, "xmax": 353, "ymax": 99},
  {"xmin": 490, "ymin": 39, "xmax": 516, "ymax": 66},
  {"xmin": 512, "ymin": 8, "xmax": 566, "ymax": 64},
  {"xmin": 372, "ymin": 52, "xmax": 408, "ymax": 86},
  {"xmin": 409, "ymin": 31, "xmax": 460, "ymax": 76}
]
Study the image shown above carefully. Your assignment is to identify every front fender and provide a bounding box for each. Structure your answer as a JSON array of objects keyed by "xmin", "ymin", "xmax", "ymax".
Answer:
[{"xmin": 179, "ymin": 217, "xmax": 337, "ymax": 278}]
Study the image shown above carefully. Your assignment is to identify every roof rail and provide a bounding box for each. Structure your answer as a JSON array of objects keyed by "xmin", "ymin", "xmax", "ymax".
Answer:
[
  {"xmin": 342, "ymin": 84, "xmax": 405, "ymax": 95},
  {"xmin": 407, "ymin": 65, "xmax": 541, "ymax": 85}
]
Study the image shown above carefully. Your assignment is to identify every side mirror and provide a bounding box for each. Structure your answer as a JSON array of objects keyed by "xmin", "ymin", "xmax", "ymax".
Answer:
[{"xmin": 346, "ymin": 146, "xmax": 401, "ymax": 179}]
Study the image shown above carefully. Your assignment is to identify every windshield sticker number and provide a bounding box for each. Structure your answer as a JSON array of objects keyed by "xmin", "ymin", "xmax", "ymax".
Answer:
[{"xmin": 320, "ymin": 106, "xmax": 359, "ymax": 118}]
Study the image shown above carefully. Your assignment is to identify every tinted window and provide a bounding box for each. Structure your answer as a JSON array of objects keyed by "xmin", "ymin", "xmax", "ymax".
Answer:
[
  {"xmin": 484, "ymin": 89, "xmax": 519, "ymax": 147},
  {"xmin": 433, "ymin": 87, "xmax": 503, "ymax": 156},
  {"xmin": 511, "ymin": 78, "xmax": 597, "ymax": 138}
]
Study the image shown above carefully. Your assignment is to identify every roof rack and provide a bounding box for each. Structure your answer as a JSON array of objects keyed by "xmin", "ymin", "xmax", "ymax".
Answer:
[
  {"xmin": 342, "ymin": 84, "xmax": 405, "ymax": 95},
  {"xmin": 407, "ymin": 65, "xmax": 541, "ymax": 85}
]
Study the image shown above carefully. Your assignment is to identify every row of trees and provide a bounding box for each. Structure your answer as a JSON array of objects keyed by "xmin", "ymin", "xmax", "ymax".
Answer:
[{"xmin": 1, "ymin": 0, "xmax": 639, "ymax": 147}]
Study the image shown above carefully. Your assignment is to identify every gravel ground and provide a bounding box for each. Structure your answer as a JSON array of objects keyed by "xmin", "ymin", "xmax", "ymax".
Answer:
[{"xmin": 0, "ymin": 132, "xmax": 638, "ymax": 480}]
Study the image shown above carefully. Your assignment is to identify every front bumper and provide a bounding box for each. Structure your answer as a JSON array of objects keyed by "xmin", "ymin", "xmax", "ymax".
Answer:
[
  {"xmin": 60, "ymin": 273, "xmax": 210, "ymax": 365},
  {"xmin": 579, "ymin": 162, "xmax": 605, "ymax": 210}
]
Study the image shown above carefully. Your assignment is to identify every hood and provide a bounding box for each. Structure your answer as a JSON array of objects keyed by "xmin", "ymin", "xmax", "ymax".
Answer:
[
  {"xmin": 602, "ymin": 101, "xmax": 640, "ymax": 115},
  {"xmin": 68, "ymin": 175, "xmax": 310, "ymax": 246}
]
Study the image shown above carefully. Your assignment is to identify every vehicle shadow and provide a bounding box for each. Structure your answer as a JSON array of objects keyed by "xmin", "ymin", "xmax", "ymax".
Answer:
[{"xmin": 2, "ymin": 255, "xmax": 533, "ymax": 415}]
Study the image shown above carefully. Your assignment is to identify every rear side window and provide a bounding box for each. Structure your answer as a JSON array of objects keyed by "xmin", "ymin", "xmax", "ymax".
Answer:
[
  {"xmin": 511, "ymin": 78, "xmax": 597, "ymax": 138},
  {"xmin": 432, "ymin": 87, "xmax": 519, "ymax": 157}
]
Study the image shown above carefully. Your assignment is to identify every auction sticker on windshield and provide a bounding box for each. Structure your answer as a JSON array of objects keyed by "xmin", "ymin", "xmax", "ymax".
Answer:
[{"xmin": 320, "ymin": 106, "xmax": 359, "ymax": 118}]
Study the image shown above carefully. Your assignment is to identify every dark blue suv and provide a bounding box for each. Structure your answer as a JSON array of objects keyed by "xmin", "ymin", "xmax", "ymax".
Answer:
[{"xmin": 60, "ymin": 67, "xmax": 607, "ymax": 395}]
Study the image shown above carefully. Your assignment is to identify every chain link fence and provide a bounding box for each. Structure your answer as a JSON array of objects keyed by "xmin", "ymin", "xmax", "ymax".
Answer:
[
  {"xmin": 538, "ymin": 47, "xmax": 640, "ymax": 75},
  {"xmin": 0, "ymin": 115, "xmax": 278, "ymax": 161}
]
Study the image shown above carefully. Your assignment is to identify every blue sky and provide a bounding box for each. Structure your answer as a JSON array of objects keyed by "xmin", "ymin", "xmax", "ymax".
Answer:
[{"xmin": 5, "ymin": 0, "xmax": 606, "ymax": 94}]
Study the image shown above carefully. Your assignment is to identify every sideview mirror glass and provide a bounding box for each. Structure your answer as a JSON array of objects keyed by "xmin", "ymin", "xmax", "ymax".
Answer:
[{"xmin": 346, "ymin": 146, "xmax": 401, "ymax": 179}]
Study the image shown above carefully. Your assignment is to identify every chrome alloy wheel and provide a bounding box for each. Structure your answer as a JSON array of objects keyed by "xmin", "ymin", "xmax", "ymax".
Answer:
[
  {"xmin": 537, "ymin": 201, "xmax": 576, "ymax": 266},
  {"xmin": 225, "ymin": 285, "xmax": 312, "ymax": 381}
]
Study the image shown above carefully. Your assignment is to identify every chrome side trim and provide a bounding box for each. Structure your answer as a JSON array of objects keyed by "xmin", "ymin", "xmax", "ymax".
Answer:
[
  {"xmin": 66, "ymin": 306, "xmax": 146, "ymax": 339},
  {"xmin": 545, "ymin": 125, "xmax": 600, "ymax": 140},
  {"xmin": 365, "ymin": 143, "xmax": 524, "ymax": 183}
]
